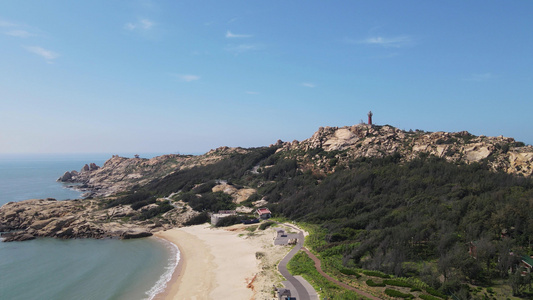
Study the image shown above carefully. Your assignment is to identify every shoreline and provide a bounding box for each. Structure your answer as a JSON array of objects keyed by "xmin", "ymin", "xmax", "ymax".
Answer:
[
  {"xmin": 146, "ymin": 237, "xmax": 181, "ymax": 300},
  {"xmin": 153, "ymin": 223, "xmax": 289, "ymax": 300},
  {"xmin": 153, "ymin": 225, "xmax": 216, "ymax": 299}
]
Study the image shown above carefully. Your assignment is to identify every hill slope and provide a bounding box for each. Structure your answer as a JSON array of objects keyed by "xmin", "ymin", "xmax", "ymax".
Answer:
[{"xmin": 2, "ymin": 124, "xmax": 533, "ymax": 297}]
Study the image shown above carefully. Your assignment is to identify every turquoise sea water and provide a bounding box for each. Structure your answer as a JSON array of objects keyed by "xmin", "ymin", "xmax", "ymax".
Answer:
[{"xmin": 0, "ymin": 154, "xmax": 178, "ymax": 300}]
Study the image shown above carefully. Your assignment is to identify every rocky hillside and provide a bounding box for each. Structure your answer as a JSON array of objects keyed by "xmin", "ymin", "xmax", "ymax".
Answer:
[
  {"xmin": 2, "ymin": 124, "xmax": 532, "ymax": 243},
  {"xmin": 59, "ymin": 147, "xmax": 254, "ymax": 197},
  {"xmin": 60, "ymin": 124, "xmax": 533, "ymax": 197},
  {"xmin": 280, "ymin": 124, "xmax": 533, "ymax": 176}
]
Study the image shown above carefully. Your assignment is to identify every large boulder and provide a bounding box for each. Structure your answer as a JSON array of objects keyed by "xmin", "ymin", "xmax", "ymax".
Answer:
[
  {"xmin": 58, "ymin": 171, "xmax": 72, "ymax": 182},
  {"xmin": 122, "ymin": 229, "xmax": 153, "ymax": 239}
]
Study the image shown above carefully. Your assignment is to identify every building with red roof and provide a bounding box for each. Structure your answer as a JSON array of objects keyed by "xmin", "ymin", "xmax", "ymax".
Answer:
[{"xmin": 255, "ymin": 208, "xmax": 272, "ymax": 219}]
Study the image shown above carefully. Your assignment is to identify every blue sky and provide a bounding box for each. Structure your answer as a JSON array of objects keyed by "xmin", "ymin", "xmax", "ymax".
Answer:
[{"xmin": 1, "ymin": 1, "xmax": 532, "ymax": 154}]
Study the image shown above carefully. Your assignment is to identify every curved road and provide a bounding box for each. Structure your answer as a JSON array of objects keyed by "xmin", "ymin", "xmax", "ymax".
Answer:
[
  {"xmin": 277, "ymin": 225, "xmax": 311, "ymax": 300},
  {"xmin": 277, "ymin": 223, "xmax": 379, "ymax": 300}
]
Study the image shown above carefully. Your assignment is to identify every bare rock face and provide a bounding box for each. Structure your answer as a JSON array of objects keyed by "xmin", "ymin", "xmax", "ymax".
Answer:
[
  {"xmin": 0, "ymin": 199, "xmax": 160, "ymax": 242},
  {"xmin": 89, "ymin": 163, "xmax": 99, "ymax": 171},
  {"xmin": 122, "ymin": 229, "xmax": 152, "ymax": 239},
  {"xmin": 281, "ymin": 124, "xmax": 533, "ymax": 176},
  {"xmin": 212, "ymin": 183, "xmax": 256, "ymax": 204},
  {"xmin": 59, "ymin": 171, "xmax": 72, "ymax": 181}
]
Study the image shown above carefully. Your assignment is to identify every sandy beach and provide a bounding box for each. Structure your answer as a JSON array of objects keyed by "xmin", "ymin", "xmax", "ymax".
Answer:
[{"xmin": 154, "ymin": 223, "xmax": 290, "ymax": 300}]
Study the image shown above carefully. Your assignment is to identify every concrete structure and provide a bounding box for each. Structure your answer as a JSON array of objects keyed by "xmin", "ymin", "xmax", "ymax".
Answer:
[{"xmin": 210, "ymin": 210, "xmax": 236, "ymax": 225}]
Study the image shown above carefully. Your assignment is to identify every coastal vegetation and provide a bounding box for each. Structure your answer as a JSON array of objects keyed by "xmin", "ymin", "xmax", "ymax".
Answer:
[
  {"xmin": 3, "ymin": 125, "xmax": 533, "ymax": 298},
  {"xmin": 105, "ymin": 140, "xmax": 532, "ymax": 297},
  {"xmin": 264, "ymin": 153, "xmax": 533, "ymax": 298},
  {"xmin": 107, "ymin": 138, "xmax": 533, "ymax": 298}
]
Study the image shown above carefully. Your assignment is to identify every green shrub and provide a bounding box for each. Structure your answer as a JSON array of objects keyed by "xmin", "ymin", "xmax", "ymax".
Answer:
[
  {"xmin": 106, "ymin": 191, "xmax": 154, "ymax": 208},
  {"xmin": 425, "ymin": 287, "xmax": 447, "ymax": 299},
  {"xmin": 183, "ymin": 212, "xmax": 209, "ymax": 225},
  {"xmin": 340, "ymin": 268, "xmax": 361, "ymax": 277},
  {"xmin": 363, "ymin": 270, "xmax": 391, "ymax": 278},
  {"xmin": 130, "ymin": 199, "xmax": 156, "ymax": 210},
  {"xmin": 191, "ymin": 180, "xmax": 217, "ymax": 194},
  {"xmin": 420, "ymin": 295, "xmax": 442, "ymax": 300},
  {"xmin": 383, "ymin": 279, "xmax": 413, "ymax": 288},
  {"xmin": 138, "ymin": 202, "xmax": 173, "ymax": 220},
  {"xmin": 366, "ymin": 279, "xmax": 386, "ymax": 287},
  {"xmin": 245, "ymin": 225, "xmax": 258, "ymax": 232},
  {"xmin": 259, "ymin": 220, "xmax": 275, "ymax": 230},
  {"xmin": 384, "ymin": 288, "xmax": 414, "ymax": 299}
]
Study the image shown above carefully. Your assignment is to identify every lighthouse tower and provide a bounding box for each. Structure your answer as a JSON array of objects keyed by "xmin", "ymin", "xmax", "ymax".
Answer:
[{"xmin": 367, "ymin": 111, "xmax": 373, "ymax": 125}]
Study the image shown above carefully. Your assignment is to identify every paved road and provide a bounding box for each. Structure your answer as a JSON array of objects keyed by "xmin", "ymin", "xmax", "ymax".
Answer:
[
  {"xmin": 302, "ymin": 247, "xmax": 381, "ymax": 300},
  {"xmin": 277, "ymin": 225, "xmax": 312, "ymax": 300}
]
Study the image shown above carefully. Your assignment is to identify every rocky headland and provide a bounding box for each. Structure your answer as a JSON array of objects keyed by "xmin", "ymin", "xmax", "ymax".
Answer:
[
  {"xmin": 1, "ymin": 124, "xmax": 532, "ymax": 242},
  {"xmin": 0, "ymin": 198, "xmax": 174, "ymax": 242},
  {"xmin": 281, "ymin": 124, "xmax": 533, "ymax": 176}
]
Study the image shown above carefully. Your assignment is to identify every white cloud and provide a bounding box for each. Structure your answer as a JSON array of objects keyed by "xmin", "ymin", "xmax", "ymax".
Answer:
[
  {"xmin": 463, "ymin": 73, "xmax": 495, "ymax": 82},
  {"xmin": 125, "ymin": 18, "xmax": 154, "ymax": 31},
  {"xmin": 5, "ymin": 29, "xmax": 32, "ymax": 38},
  {"xmin": 177, "ymin": 74, "xmax": 200, "ymax": 82},
  {"xmin": 301, "ymin": 82, "xmax": 316, "ymax": 88},
  {"xmin": 140, "ymin": 19, "xmax": 154, "ymax": 29},
  {"xmin": 0, "ymin": 20, "xmax": 16, "ymax": 27},
  {"xmin": 226, "ymin": 30, "xmax": 253, "ymax": 38},
  {"xmin": 24, "ymin": 46, "xmax": 59, "ymax": 63},
  {"xmin": 352, "ymin": 35, "xmax": 414, "ymax": 48}
]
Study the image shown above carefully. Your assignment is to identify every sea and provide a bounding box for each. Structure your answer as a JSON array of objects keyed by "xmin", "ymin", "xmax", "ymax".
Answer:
[{"xmin": 0, "ymin": 153, "xmax": 179, "ymax": 300}]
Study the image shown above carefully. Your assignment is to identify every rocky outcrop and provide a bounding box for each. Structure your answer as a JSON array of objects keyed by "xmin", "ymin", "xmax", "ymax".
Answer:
[
  {"xmin": 280, "ymin": 124, "xmax": 533, "ymax": 176},
  {"xmin": 0, "ymin": 199, "xmax": 176, "ymax": 242},
  {"xmin": 57, "ymin": 150, "xmax": 252, "ymax": 197},
  {"xmin": 212, "ymin": 183, "xmax": 256, "ymax": 204},
  {"xmin": 59, "ymin": 171, "xmax": 73, "ymax": 182}
]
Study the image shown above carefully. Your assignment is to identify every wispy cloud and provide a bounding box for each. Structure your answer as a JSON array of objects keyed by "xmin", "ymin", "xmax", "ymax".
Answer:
[
  {"xmin": 5, "ymin": 29, "xmax": 32, "ymax": 38},
  {"xmin": 176, "ymin": 74, "xmax": 200, "ymax": 82},
  {"xmin": 226, "ymin": 30, "xmax": 253, "ymax": 38},
  {"xmin": 463, "ymin": 73, "xmax": 496, "ymax": 82},
  {"xmin": 348, "ymin": 35, "xmax": 414, "ymax": 48},
  {"xmin": 301, "ymin": 82, "xmax": 316, "ymax": 88},
  {"xmin": 1, "ymin": 20, "xmax": 37, "ymax": 38},
  {"xmin": 0, "ymin": 20, "xmax": 16, "ymax": 27},
  {"xmin": 25, "ymin": 46, "xmax": 59, "ymax": 63},
  {"xmin": 124, "ymin": 18, "xmax": 154, "ymax": 31},
  {"xmin": 225, "ymin": 44, "xmax": 261, "ymax": 55}
]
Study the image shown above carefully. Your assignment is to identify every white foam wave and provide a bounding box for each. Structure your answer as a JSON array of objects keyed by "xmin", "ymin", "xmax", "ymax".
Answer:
[{"xmin": 145, "ymin": 237, "xmax": 181, "ymax": 300}]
